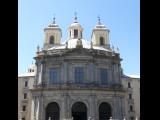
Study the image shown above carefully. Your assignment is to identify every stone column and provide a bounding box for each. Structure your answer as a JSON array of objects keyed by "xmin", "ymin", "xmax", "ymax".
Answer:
[
  {"xmin": 121, "ymin": 96, "xmax": 125, "ymax": 119},
  {"xmin": 63, "ymin": 62, "xmax": 68, "ymax": 83},
  {"xmin": 33, "ymin": 97, "xmax": 37, "ymax": 120},
  {"xmin": 38, "ymin": 95, "xmax": 44, "ymax": 120},
  {"xmin": 89, "ymin": 63, "xmax": 94, "ymax": 83},
  {"xmin": 113, "ymin": 96, "xmax": 123, "ymax": 120},
  {"xmin": 33, "ymin": 97, "xmax": 39, "ymax": 120},
  {"xmin": 61, "ymin": 93, "xmax": 70, "ymax": 120},
  {"xmin": 115, "ymin": 64, "xmax": 119, "ymax": 84},
  {"xmin": 68, "ymin": 63, "xmax": 73, "ymax": 83},
  {"xmin": 38, "ymin": 63, "xmax": 43, "ymax": 84},
  {"xmin": 118, "ymin": 64, "xmax": 121, "ymax": 84},
  {"xmin": 94, "ymin": 64, "xmax": 99, "ymax": 84},
  {"xmin": 112, "ymin": 95, "xmax": 119, "ymax": 119},
  {"xmin": 112, "ymin": 64, "xmax": 115, "ymax": 84},
  {"xmin": 89, "ymin": 94, "xmax": 96, "ymax": 120},
  {"xmin": 31, "ymin": 97, "xmax": 35, "ymax": 120}
]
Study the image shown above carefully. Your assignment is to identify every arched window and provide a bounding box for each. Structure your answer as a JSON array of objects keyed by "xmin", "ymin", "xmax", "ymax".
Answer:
[
  {"xmin": 74, "ymin": 29, "xmax": 78, "ymax": 38},
  {"xmin": 49, "ymin": 36, "xmax": 54, "ymax": 44},
  {"xmin": 100, "ymin": 37, "xmax": 104, "ymax": 45}
]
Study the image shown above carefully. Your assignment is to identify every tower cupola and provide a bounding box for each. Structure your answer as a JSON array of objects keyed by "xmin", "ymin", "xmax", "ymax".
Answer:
[
  {"xmin": 68, "ymin": 13, "xmax": 83, "ymax": 39},
  {"xmin": 43, "ymin": 16, "xmax": 62, "ymax": 49},
  {"xmin": 91, "ymin": 16, "xmax": 110, "ymax": 49}
]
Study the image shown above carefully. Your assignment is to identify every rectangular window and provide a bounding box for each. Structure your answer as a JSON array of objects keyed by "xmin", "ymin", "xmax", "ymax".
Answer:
[
  {"xmin": 22, "ymin": 106, "xmax": 26, "ymax": 111},
  {"xmin": 50, "ymin": 68, "xmax": 59, "ymax": 84},
  {"xmin": 129, "ymin": 94, "xmax": 132, "ymax": 99},
  {"xmin": 130, "ymin": 105, "xmax": 133, "ymax": 111},
  {"xmin": 74, "ymin": 29, "xmax": 78, "ymax": 38},
  {"xmin": 100, "ymin": 68, "xmax": 108, "ymax": 85},
  {"xmin": 75, "ymin": 67, "xmax": 84, "ymax": 84},
  {"xmin": 24, "ymin": 81, "xmax": 28, "ymax": 87},
  {"xmin": 24, "ymin": 93, "xmax": 27, "ymax": 99}
]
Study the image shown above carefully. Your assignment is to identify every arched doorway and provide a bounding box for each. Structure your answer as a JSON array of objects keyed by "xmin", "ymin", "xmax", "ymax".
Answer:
[
  {"xmin": 99, "ymin": 102, "xmax": 112, "ymax": 120},
  {"xmin": 46, "ymin": 102, "xmax": 60, "ymax": 120},
  {"xmin": 72, "ymin": 102, "xmax": 87, "ymax": 120}
]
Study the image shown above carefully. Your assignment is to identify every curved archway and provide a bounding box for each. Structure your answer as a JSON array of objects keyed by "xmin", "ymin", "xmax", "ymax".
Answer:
[
  {"xmin": 72, "ymin": 102, "xmax": 87, "ymax": 120},
  {"xmin": 45, "ymin": 102, "xmax": 60, "ymax": 120},
  {"xmin": 49, "ymin": 36, "xmax": 54, "ymax": 44},
  {"xmin": 100, "ymin": 37, "xmax": 104, "ymax": 45},
  {"xmin": 99, "ymin": 102, "xmax": 112, "ymax": 120}
]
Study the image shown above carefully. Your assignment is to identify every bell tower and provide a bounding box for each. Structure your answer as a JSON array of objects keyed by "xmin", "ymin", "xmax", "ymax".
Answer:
[
  {"xmin": 43, "ymin": 17, "xmax": 62, "ymax": 49},
  {"xmin": 91, "ymin": 16, "xmax": 110, "ymax": 49},
  {"xmin": 68, "ymin": 13, "xmax": 83, "ymax": 40}
]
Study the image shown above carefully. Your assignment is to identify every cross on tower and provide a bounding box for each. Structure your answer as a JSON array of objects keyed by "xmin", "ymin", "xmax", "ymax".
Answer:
[
  {"xmin": 97, "ymin": 15, "xmax": 101, "ymax": 24},
  {"xmin": 53, "ymin": 14, "xmax": 56, "ymax": 24},
  {"xmin": 74, "ymin": 12, "xmax": 77, "ymax": 22}
]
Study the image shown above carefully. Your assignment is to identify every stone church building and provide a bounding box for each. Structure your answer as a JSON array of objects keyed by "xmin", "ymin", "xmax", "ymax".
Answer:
[{"xmin": 18, "ymin": 16, "xmax": 140, "ymax": 120}]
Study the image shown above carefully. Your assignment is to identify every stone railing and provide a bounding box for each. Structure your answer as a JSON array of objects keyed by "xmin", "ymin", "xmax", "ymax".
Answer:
[{"xmin": 32, "ymin": 82, "xmax": 124, "ymax": 91}]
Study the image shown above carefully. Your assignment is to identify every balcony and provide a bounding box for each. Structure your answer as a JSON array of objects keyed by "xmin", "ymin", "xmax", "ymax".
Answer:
[
  {"xmin": 128, "ymin": 99, "xmax": 134, "ymax": 104},
  {"xmin": 128, "ymin": 110, "xmax": 135, "ymax": 116},
  {"xmin": 32, "ymin": 82, "xmax": 124, "ymax": 91},
  {"xmin": 127, "ymin": 87, "xmax": 133, "ymax": 92},
  {"xmin": 23, "ymin": 87, "xmax": 29, "ymax": 92},
  {"xmin": 21, "ymin": 99, "xmax": 28, "ymax": 104}
]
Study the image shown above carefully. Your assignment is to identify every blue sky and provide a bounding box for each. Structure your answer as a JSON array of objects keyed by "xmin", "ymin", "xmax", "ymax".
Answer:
[{"xmin": 18, "ymin": 0, "xmax": 140, "ymax": 75}]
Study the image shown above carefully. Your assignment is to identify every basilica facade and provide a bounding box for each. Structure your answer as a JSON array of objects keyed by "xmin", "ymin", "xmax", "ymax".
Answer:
[{"xmin": 18, "ymin": 16, "xmax": 140, "ymax": 120}]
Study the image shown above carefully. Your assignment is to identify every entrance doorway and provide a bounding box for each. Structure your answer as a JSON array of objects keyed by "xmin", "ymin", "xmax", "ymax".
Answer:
[
  {"xmin": 45, "ymin": 102, "xmax": 60, "ymax": 120},
  {"xmin": 99, "ymin": 102, "xmax": 112, "ymax": 120},
  {"xmin": 72, "ymin": 102, "xmax": 87, "ymax": 120}
]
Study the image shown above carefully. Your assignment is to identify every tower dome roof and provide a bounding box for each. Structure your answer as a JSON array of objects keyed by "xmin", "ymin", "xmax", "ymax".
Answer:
[
  {"xmin": 68, "ymin": 12, "xmax": 83, "ymax": 29},
  {"xmin": 44, "ymin": 17, "xmax": 61, "ymax": 30},
  {"xmin": 94, "ymin": 16, "xmax": 109, "ymax": 30},
  {"xmin": 48, "ymin": 23, "xmax": 59, "ymax": 28},
  {"xmin": 69, "ymin": 22, "xmax": 82, "ymax": 28}
]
